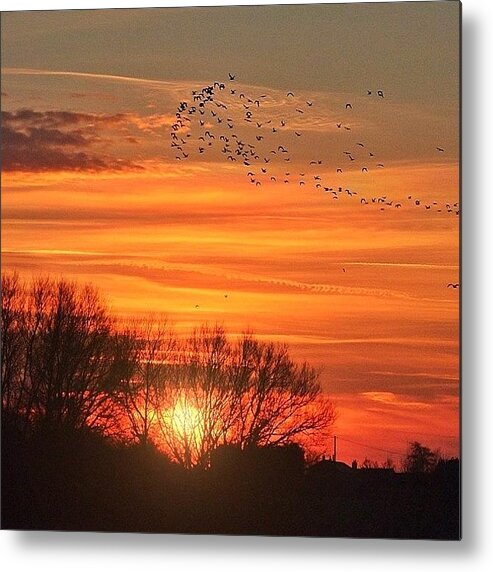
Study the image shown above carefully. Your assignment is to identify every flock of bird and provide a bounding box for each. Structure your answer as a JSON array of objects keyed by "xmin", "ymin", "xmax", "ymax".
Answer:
[{"xmin": 169, "ymin": 74, "xmax": 460, "ymax": 291}]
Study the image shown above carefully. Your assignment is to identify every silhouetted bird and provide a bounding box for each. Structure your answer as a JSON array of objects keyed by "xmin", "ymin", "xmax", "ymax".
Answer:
[
  {"xmin": 228, "ymin": 73, "xmax": 235, "ymax": 80},
  {"xmin": 447, "ymin": 283, "xmax": 459, "ymax": 288}
]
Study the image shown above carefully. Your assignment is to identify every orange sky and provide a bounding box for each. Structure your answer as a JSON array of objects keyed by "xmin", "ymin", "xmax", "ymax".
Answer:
[{"xmin": 1, "ymin": 4, "xmax": 460, "ymax": 465}]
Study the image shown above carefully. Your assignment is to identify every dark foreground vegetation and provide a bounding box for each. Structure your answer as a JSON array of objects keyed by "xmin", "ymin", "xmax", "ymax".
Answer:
[
  {"xmin": 1, "ymin": 273, "xmax": 460, "ymax": 538},
  {"xmin": 2, "ymin": 417, "xmax": 460, "ymax": 538}
]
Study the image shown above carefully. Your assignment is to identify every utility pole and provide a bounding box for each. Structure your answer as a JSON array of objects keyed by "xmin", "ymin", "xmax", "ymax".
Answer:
[{"xmin": 333, "ymin": 435, "xmax": 337, "ymax": 463}]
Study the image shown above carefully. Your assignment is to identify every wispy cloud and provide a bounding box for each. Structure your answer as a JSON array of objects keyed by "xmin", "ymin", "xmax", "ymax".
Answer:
[{"xmin": 360, "ymin": 391, "xmax": 432, "ymax": 407}]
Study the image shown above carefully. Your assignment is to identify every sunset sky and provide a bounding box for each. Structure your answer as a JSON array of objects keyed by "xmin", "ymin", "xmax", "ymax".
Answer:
[{"xmin": 1, "ymin": 2, "xmax": 460, "ymax": 464}]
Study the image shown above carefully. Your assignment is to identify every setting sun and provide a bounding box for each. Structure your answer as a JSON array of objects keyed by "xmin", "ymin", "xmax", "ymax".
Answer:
[{"xmin": 166, "ymin": 397, "xmax": 204, "ymax": 443}]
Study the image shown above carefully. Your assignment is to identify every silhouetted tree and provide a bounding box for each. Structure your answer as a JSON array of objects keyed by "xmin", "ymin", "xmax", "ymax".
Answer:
[
  {"xmin": 381, "ymin": 456, "xmax": 396, "ymax": 470},
  {"xmin": 154, "ymin": 326, "xmax": 335, "ymax": 468},
  {"xmin": 155, "ymin": 325, "xmax": 239, "ymax": 468},
  {"xmin": 361, "ymin": 457, "xmax": 380, "ymax": 469},
  {"xmin": 1, "ymin": 273, "xmax": 26, "ymax": 417},
  {"xmin": 230, "ymin": 333, "xmax": 334, "ymax": 449},
  {"xmin": 2, "ymin": 274, "xmax": 335, "ymax": 468},
  {"xmin": 115, "ymin": 318, "xmax": 176, "ymax": 447},
  {"xmin": 402, "ymin": 441, "xmax": 439, "ymax": 473},
  {"xmin": 1, "ymin": 274, "xmax": 119, "ymax": 433}
]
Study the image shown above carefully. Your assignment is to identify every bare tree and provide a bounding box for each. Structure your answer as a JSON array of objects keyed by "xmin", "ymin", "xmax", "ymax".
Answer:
[
  {"xmin": 2, "ymin": 274, "xmax": 119, "ymax": 433},
  {"xmin": 155, "ymin": 325, "xmax": 235, "ymax": 468},
  {"xmin": 154, "ymin": 326, "xmax": 335, "ymax": 468},
  {"xmin": 114, "ymin": 318, "xmax": 176, "ymax": 448},
  {"xmin": 3, "ymin": 274, "xmax": 335, "ymax": 466},
  {"xmin": 361, "ymin": 458, "xmax": 380, "ymax": 469},
  {"xmin": 1, "ymin": 272, "xmax": 27, "ymax": 416},
  {"xmin": 230, "ymin": 334, "xmax": 334, "ymax": 449}
]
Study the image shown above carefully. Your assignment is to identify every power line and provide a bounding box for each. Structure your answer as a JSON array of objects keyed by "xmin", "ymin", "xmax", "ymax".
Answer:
[{"xmin": 336, "ymin": 435, "xmax": 406, "ymax": 458}]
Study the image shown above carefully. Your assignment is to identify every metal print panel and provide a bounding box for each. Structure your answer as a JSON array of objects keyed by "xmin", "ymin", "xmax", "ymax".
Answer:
[{"xmin": 1, "ymin": 1, "xmax": 460, "ymax": 538}]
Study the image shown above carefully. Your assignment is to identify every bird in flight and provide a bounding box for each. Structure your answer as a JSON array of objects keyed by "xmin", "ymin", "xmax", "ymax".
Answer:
[
  {"xmin": 346, "ymin": 103, "xmax": 353, "ymax": 109},
  {"xmin": 436, "ymin": 147, "xmax": 445, "ymax": 152},
  {"xmin": 447, "ymin": 283, "xmax": 459, "ymax": 289},
  {"xmin": 287, "ymin": 92, "xmax": 294, "ymax": 98},
  {"xmin": 228, "ymin": 73, "xmax": 236, "ymax": 80},
  {"xmin": 377, "ymin": 90, "xmax": 384, "ymax": 98}
]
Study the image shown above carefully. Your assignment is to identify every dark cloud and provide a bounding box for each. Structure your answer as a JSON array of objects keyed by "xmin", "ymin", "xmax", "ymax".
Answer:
[
  {"xmin": 3, "ymin": 108, "xmax": 129, "ymax": 128},
  {"xmin": 3, "ymin": 125, "xmax": 90, "ymax": 147},
  {"xmin": 1, "ymin": 108, "xmax": 142, "ymax": 172}
]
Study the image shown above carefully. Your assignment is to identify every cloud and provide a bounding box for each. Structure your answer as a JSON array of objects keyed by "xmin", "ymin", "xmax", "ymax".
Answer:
[
  {"xmin": 360, "ymin": 391, "xmax": 433, "ymax": 409},
  {"xmin": 1, "ymin": 108, "xmax": 145, "ymax": 172}
]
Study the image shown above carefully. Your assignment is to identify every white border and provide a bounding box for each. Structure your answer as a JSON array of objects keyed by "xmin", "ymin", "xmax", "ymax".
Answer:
[{"xmin": 2, "ymin": 1, "xmax": 493, "ymax": 570}]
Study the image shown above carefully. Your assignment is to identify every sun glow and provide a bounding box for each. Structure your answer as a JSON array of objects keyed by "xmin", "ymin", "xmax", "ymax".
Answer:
[{"xmin": 165, "ymin": 395, "xmax": 204, "ymax": 444}]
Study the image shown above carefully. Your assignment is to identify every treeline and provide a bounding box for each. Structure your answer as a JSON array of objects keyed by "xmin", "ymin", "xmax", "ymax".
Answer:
[
  {"xmin": 1, "ymin": 273, "xmax": 335, "ymax": 468},
  {"xmin": 359, "ymin": 441, "xmax": 446, "ymax": 473},
  {"xmin": 1, "ymin": 273, "xmax": 460, "ymax": 538}
]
